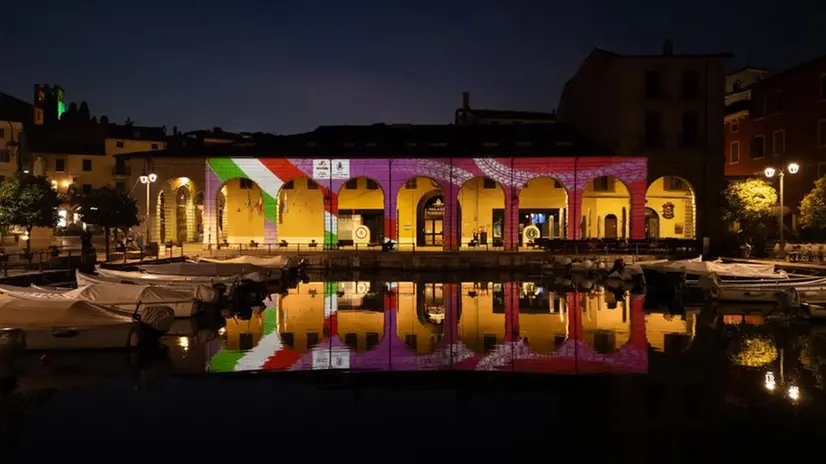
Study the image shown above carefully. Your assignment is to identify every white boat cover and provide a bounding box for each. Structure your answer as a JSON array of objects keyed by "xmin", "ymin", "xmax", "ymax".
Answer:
[
  {"xmin": 640, "ymin": 258, "xmax": 785, "ymax": 279},
  {"xmin": 75, "ymin": 271, "xmax": 217, "ymax": 302},
  {"xmin": 97, "ymin": 267, "xmax": 234, "ymax": 283},
  {"xmin": 0, "ymin": 283, "xmax": 201, "ymax": 305},
  {"xmin": 0, "ymin": 299, "xmax": 133, "ymax": 328},
  {"xmin": 137, "ymin": 262, "xmax": 275, "ymax": 278},
  {"xmin": 198, "ymin": 255, "xmax": 291, "ymax": 269}
]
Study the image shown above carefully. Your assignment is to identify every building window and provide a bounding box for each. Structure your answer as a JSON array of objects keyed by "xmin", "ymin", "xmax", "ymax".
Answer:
[
  {"xmin": 282, "ymin": 180, "xmax": 294, "ymax": 190},
  {"xmin": 752, "ymin": 97, "xmax": 765, "ymax": 119},
  {"xmin": 116, "ymin": 141, "xmax": 124, "ymax": 148},
  {"xmin": 593, "ymin": 176, "xmax": 613, "ymax": 192},
  {"xmin": 663, "ymin": 176, "xmax": 688, "ymax": 191},
  {"xmin": 0, "ymin": 176, "xmax": 5, "ymax": 183},
  {"xmin": 730, "ymin": 141, "xmax": 740, "ymax": 164},
  {"xmin": 82, "ymin": 159, "xmax": 92, "ymax": 171},
  {"xmin": 644, "ymin": 71, "xmax": 662, "ymax": 99},
  {"xmin": 554, "ymin": 179, "xmax": 562, "ymax": 188},
  {"xmin": 819, "ymin": 119, "xmax": 826, "ymax": 148},
  {"xmin": 731, "ymin": 120, "xmax": 739, "ymax": 133},
  {"xmin": 482, "ymin": 177, "xmax": 497, "ymax": 189},
  {"xmin": 0, "ymin": 128, "xmax": 4, "ymax": 138},
  {"xmin": 819, "ymin": 74, "xmax": 826, "ymax": 100},
  {"xmin": 771, "ymin": 89, "xmax": 785, "ymax": 113},
  {"xmin": 345, "ymin": 179, "xmax": 358, "ymax": 189},
  {"xmin": 404, "ymin": 179, "xmax": 417, "ymax": 189},
  {"xmin": 55, "ymin": 158, "xmax": 65, "ymax": 172},
  {"xmin": 681, "ymin": 112, "xmax": 699, "ymax": 147},
  {"xmin": 365, "ymin": 179, "xmax": 379, "ymax": 190},
  {"xmin": 681, "ymin": 70, "xmax": 699, "ymax": 99},
  {"xmin": 239, "ymin": 178, "xmax": 254, "ymax": 189},
  {"xmin": 151, "ymin": 143, "xmax": 159, "ymax": 150},
  {"xmin": 644, "ymin": 112, "xmax": 662, "ymax": 148},
  {"xmin": 751, "ymin": 135, "xmax": 766, "ymax": 159},
  {"xmin": 115, "ymin": 182, "xmax": 125, "ymax": 193},
  {"xmin": 0, "ymin": 150, "xmax": 9, "ymax": 163},
  {"xmin": 772, "ymin": 130, "xmax": 785, "ymax": 156},
  {"xmin": 307, "ymin": 179, "xmax": 319, "ymax": 189},
  {"xmin": 82, "ymin": 184, "xmax": 92, "ymax": 194}
]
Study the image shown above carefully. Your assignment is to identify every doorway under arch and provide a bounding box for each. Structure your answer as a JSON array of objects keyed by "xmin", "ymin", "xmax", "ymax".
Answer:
[
  {"xmin": 396, "ymin": 177, "xmax": 444, "ymax": 249},
  {"xmin": 458, "ymin": 177, "xmax": 505, "ymax": 248},
  {"xmin": 645, "ymin": 176, "xmax": 696, "ymax": 239},
  {"xmin": 580, "ymin": 176, "xmax": 631, "ymax": 239},
  {"xmin": 645, "ymin": 207, "xmax": 660, "ymax": 239},
  {"xmin": 518, "ymin": 176, "xmax": 568, "ymax": 247},
  {"xmin": 337, "ymin": 177, "xmax": 385, "ymax": 247},
  {"xmin": 175, "ymin": 185, "xmax": 190, "ymax": 243}
]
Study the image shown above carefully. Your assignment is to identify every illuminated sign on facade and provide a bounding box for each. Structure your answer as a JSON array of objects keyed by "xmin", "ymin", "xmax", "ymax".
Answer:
[{"xmin": 313, "ymin": 159, "xmax": 350, "ymax": 179}]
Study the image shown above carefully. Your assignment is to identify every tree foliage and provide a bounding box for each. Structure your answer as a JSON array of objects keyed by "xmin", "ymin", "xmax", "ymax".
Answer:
[
  {"xmin": 799, "ymin": 177, "xmax": 826, "ymax": 231},
  {"xmin": 0, "ymin": 173, "xmax": 61, "ymax": 252},
  {"xmin": 722, "ymin": 178, "xmax": 777, "ymax": 222},
  {"xmin": 79, "ymin": 186, "xmax": 139, "ymax": 260}
]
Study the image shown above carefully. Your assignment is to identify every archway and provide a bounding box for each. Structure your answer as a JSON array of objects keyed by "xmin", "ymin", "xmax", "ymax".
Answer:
[
  {"xmin": 517, "ymin": 282, "xmax": 568, "ymax": 355},
  {"xmin": 277, "ymin": 177, "xmax": 325, "ymax": 246},
  {"xmin": 217, "ymin": 178, "xmax": 266, "ymax": 245},
  {"xmin": 580, "ymin": 176, "xmax": 631, "ymax": 239},
  {"xmin": 396, "ymin": 177, "xmax": 444, "ymax": 250},
  {"xmin": 337, "ymin": 177, "xmax": 385, "ymax": 247},
  {"xmin": 277, "ymin": 282, "xmax": 326, "ymax": 354},
  {"xmin": 175, "ymin": 185, "xmax": 190, "ymax": 243},
  {"xmin": 645, "ymin": 176, "xmax": 696, "ymax": 239},
  {"xmin": 458, "ymin": 177, "xmax": 505, "ymax": 248},
  {"xmin": 458, "ymin": 282, "xmax": 506, "ymax": 354},
  {"xmin": 645, "ymin": 207, "xmax": 660, "ymax": 239},
  {"xmin": 518, "ymin": 177, "xmax": 568, "ymax": 247},
  {"xmin": 336, "ymin": 281, "xmax": 385, "ymax": 353}
]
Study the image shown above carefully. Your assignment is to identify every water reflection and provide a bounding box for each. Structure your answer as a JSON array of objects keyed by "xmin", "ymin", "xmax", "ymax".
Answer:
[{"xmin": 209, "ymin": 281, "xmax": 650, "ymax": 374}]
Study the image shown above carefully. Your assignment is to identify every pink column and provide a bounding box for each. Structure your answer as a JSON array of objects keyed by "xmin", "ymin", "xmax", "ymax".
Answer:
[
  {"xmin": 384, "ymin": 192, "xmax": 397, "ymax": 245},
  {"xmin": 628, "ymin": 295, "xmax": 647, "ymax": 349},
  {"xmin": 443, "ymin": 196, "xmax": 460, "ymax": 251},
  {"xmin": 630, "ymin": 181, "xmax": 646, "ymax": 240},
  {"xmin": 567, "ymin": 188, "xmax": 584, "ymax": 240},
  {"xmin": 566, "ymin": 292, "xmax": 583, "ymax": 341},
  {"xmin": 505, "ymin": 188, "xmax": 519, "ymax": 251},
  {"xmin": 504, "ymin": 282, "xmax": 520, "ymax": 342}
]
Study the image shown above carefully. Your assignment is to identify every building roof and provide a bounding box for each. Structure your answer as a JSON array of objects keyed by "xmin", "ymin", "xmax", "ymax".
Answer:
[
  {"xmin": 749, "ymin": 55, "xmax": 826, "ymax": 87},
  {"xmin": 25, "ymin": 125, "xmax": 106, "ymax": 155},
  {"xmin": 0, "ymin": 92, "xmax": 33, "ymax": 123},
  {"xmin": 592, "ymin": 47, "xmax": 733, "ymax": 59},
  {"xmin": 726, "ymin": 66, "xmax": 771, "ymax": 76},
  {"xmin": 105, "ymin": 123, "xmax": 166, "ymax": 141},
  {"xmin": 116, "ymin": 123, "xmax": 613, "ymax": 160},
  {"xmin": 463, "ymin": 109, "xmax": 557, "ymax": 121}
]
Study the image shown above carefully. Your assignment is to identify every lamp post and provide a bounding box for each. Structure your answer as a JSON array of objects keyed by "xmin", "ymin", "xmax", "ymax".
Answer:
[
  {"xmin": 764, "ymin": 162, "xmax": 799, "ymax": 257},
  {"xmin": 140, "ymin": 173, "xmax": 157, "ymax": 243}
]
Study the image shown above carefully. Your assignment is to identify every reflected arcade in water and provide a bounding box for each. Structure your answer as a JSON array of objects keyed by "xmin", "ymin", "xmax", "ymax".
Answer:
[{"xmin": 210, "ymin": 279, "xmax": 660, "ymax": 374}]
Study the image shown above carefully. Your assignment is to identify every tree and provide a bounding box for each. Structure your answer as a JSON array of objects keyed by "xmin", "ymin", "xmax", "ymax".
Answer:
[
  {"xmin": 722, "ymin": 178, "xmax": 777, "ymax": 251},
  {"xmin": 0, "ymin": 173, "xmax": 61, "ymax": 254},
  {"xmin": 79, "ymin": 186, "xmax": 139, "ymax": 261},
  {"xmin": 99, "ymin": 115, "xmax": 109, "ymax": 126},
  {"xmin": 78, "ymin": 101, "xmax": 91, "ymax": 122},
  {"xmin": 799, "ymin": 177, "xmax": 826, "ymax": 233}
]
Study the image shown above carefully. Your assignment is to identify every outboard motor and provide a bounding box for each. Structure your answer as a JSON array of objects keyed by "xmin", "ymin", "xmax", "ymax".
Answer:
[{"xmin": 132, "ymin": 306, "xmax": 175, "ymax": 347}]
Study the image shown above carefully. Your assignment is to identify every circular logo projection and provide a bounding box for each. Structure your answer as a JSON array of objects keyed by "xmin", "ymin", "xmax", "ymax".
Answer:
[
  {"xmin": 354, "ymin": 225, "xmax": 370, "ymax": 241},
  {"xmin": 523, "ymin": 225, "xmax": 541, "ymax": 241}
]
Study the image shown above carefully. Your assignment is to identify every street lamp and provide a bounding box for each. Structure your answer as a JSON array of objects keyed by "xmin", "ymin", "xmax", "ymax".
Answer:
[
  {"xmin": 764, "ymin": 162, "xmax": 800, "ymax": 257},
  {"xmin": 140, "ymin": 173, "xmax": 157, "ymax": 242}
]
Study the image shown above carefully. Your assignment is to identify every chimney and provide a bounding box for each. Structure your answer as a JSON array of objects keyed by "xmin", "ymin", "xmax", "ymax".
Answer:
[
  {"xmin": 461, "ymin": 92, "xmax": 470, "ymax": 111},
  {"xmin": 662, "ymin": 39, "xmax": 674, "ymax": 55}
]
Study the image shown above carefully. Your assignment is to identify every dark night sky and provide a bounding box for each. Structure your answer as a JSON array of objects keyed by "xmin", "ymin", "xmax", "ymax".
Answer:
[{"xmin": 4, "ymin": 1, "xmax": 825, "ymax": 134}]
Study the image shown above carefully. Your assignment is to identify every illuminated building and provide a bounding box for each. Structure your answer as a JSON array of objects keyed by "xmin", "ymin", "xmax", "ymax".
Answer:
[
  {"xmin": 557, "ymin": 42, "xmax": 730, "ymax": 249},
  {"xmin": 725, "ymin": 56, "xmax": 826, "ymax": 232},
  {"xmin": 33, "ymin": 84, "xmax": 66, "ymax": 125}
]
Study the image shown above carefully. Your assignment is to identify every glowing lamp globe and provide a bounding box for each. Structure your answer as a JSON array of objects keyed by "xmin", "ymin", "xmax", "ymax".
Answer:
[
  {"xmin": 764, "ymin": 167, "xmax": 776, "ymax": 178},
  {"xmin": 787, "ymin": 163, "xmax": 800, "ymax": 174}
]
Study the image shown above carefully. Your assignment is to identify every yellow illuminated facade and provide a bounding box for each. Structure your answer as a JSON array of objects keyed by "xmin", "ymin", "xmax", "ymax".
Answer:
[{"xmin": 581, "ymin": 176, "xmax": 631, "ymax": 239}]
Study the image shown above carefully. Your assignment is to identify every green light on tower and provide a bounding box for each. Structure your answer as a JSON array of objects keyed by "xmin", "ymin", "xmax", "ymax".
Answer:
[{"xmin": 57, "ymin": 101, "xmax": 66, "ymax": 120}]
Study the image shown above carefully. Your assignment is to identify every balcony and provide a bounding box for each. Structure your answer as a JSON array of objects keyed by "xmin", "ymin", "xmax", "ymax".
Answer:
[{"xmin": 113, "ymin": 165, "xmax": 131, "ymax": 177}]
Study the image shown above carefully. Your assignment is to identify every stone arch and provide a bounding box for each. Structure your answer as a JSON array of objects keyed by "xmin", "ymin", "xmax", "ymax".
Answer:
[
  {"xmin": 517, "ymin": 176, "xmax": 569, "ymax": 246},
  {"xmin": 216, "ymin": 177, "xmax": 266, "ymax": 245},
  {"xmin": 580, "ymin": 176, "xmax": 631, "ymax": 239},
  {"xmin": 337, "ymin": 176, "xmax": 386, "ymax": 247},
  {"xmin": 458, "ymin": 176, "xmax": 506, "ymax": 248},
  {"xmin": 276, "ymin": 176, "xmax": 325, "ymax": 246},
  {"xmin": 396, "ymin": 176, "xmax": 445, "ymax": 249},
  {"xmin": 645, "ymin": 176, "xmax": 696, "ymax": 239}
]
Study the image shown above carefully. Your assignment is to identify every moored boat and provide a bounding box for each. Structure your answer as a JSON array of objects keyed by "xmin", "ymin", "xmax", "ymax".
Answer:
[{"xmin": 0, "ymin": 282, "xmax": 209, "ymax": 318}]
